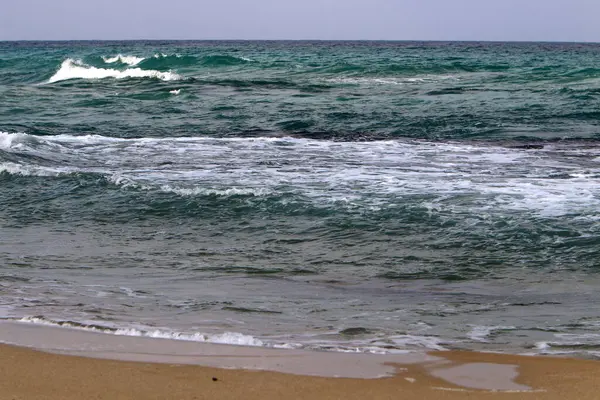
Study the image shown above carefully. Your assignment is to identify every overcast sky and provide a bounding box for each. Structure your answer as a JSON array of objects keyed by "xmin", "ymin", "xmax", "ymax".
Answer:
[{"xmin": 1, "ymin": 0, "xmax": 598, "ymax": 42}]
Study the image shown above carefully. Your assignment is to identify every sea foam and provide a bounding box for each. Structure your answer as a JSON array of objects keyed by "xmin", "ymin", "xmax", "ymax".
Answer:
[
  {"xmin": 467, "ymin": 326, "xmax": 516, "ymax": 342},
  {"xmin": 48, "ymin": 59, "xmax": 181, "ymax": 83},
  {"xmin": 17, "ymin": 316, "xmax": 265, "ymax": 347},
  {"xmin": 4, "ymin": 131, "xmax": 600, "ymax": 220},
  {"xmin": 102, "ymin": 54, "xmax": 144, "ymax": 66},
  {"xmin": 12, "ymin": 316, "xmax": 441, "ymax": 353},
  {"xmin": 0, "ymin": 131, "xmax": 22, "ymax": 150}
]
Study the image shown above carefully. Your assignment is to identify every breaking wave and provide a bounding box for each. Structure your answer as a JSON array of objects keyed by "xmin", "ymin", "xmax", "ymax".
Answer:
[
  {"xmin": 3, "ymin": 131, "xmax": 600, "ymax": 220},
  {"xmin": 48, "ymin": 59, "xmax": 181, "ymax": 83},
  {"xmin": 102, "ymin": 54, "xmax": 144, "ymax": 66}
]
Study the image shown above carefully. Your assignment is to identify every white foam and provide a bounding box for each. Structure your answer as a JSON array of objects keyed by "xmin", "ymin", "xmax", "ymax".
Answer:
[
  {"xmin": 328, "ymin": 75, "xmax": 457, "ymax": 86},
  {"xmin": 388, "ymin": 335, "xmax": 447, "ymax": 351},
  {"xmin": 535, "ymin": 342, "xmax": 550, "ymax": 350},
  {"xmin": 467, "ymin": 326, "xmax": 515, "ymax": 342},
  {"xmin": 13, "ymin": 316, "xmax": 447, "ymax": 354},
  {"xmin": 113, "ymin": 328, "xmax": 264, "ymax": 346},
  {"xmin": 119, "ymin": 287, "xmax": 146, "ymax": 298},
  {"xmin": 534, "ymin": 332, "xmax": 600, "ymax": 353},
  {"xmin": 48, "ymin": 59, "xmax": 180, "ymax": 83},
  {"xmin": 48, "ymin": 133, "xmax": 125, "ymax": 144},
  {"xmin": 0, "ymin": 162, "xmax": 35, "ymax": 176},
  {"xmin": 102, "ymin": 54, "xmax": 144, "ymax": 66},
  {"xmin": 153, "ymin": 53, "xmax": 181, "ymax": 59},
  {"xmin": 0, "ymin": 320, "xmax": 444, "ymax": 378},
  {"xmin": 17, "ymin": 317, "xmax": 264, "ymax": 347},
  {"xmin": 0, "ymin": 131, "xmax": 28, "ymax": 150},
  {"xmin": 0, "ymin": 162, "xmax": 70, "ymax": 177},
  {"xmin": 4, "ymin": 131, "xmax": 600, "ymax": 221},
  {"xmin": 159, "ymin": 185, "xmax": 272, "ymax": 197},
  {"xmin": 169, "ymin": 89, "xmax": 181, "ymax": 95}
]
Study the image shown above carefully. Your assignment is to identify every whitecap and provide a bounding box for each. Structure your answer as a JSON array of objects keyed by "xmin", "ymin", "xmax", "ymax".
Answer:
[
  {"xmin": 0, "ymin": 162, "xmax": 72, "ymax": 177},
  {"xmin": 0, "ymin": 131, "xmax": 25, "ymax": 150},
  {"xmin": 102, "ymin": 54, "xmax": 144, "ymax": 66},
  {"xmin": 48, "ymin": 59, "xmax": 180, "ymax": 83},
  {"xmin": 153, "ymin": 53, "xmax": 180, "ymax": 58}
]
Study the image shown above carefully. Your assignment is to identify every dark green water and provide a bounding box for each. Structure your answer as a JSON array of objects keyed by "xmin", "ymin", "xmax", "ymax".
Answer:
[{"xmin": 2, "ymin": 41, "xmax": 600, "ymax": 355}]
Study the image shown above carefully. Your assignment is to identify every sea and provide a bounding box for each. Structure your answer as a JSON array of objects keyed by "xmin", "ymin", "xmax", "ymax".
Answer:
[{"xmin": 2, "ymin": 40, "xmax": 600, "ymax": 357}]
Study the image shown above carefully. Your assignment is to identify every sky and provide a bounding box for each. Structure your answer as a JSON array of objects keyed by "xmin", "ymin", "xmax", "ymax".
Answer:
[{"xmin": 1, "ymin": 0, "xmax": 598, "ymax": 42}]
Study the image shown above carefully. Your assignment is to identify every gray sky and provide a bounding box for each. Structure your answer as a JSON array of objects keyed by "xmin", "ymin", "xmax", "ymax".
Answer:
[{"xmin": 1, "ymin": 0, "xmax": 598, "ymax": 42}]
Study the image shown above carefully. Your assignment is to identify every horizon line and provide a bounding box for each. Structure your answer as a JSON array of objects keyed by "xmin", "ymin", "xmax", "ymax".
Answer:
[{"xmin": 1, "ymin": 38, "xmax": 599, "ymax": 45}]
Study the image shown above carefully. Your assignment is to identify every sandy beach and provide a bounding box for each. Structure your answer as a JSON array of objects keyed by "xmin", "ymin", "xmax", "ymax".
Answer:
[{"xmin": 3, "ymin": 342, "xmax": 600, "ymax": 399}]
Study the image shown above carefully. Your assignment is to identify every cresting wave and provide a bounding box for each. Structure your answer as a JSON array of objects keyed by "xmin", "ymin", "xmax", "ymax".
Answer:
[
  {"xmin": 95, "ymin": 53, "xmax": 252, "ymax": 72},
  {"xmin": 102, "ymin": 54, "xmax": 144, "ymax": 66},
  {"xmin": 48, "ymin": 59, "xmax": 181, "ymax": 83}
]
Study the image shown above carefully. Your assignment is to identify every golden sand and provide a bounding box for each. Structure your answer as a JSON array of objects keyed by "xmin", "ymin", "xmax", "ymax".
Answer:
[{"xmin": 2, "ymin": 344, "xmax": 600, "ymax": 399}]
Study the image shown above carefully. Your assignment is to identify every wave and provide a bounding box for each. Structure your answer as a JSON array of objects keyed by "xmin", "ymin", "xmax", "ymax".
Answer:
[
  {"xmin": 327, "ymin": 76, "xmax": 457, "ymax": 86},
  {"xmin": 318, "ymin": 61, "xmax": 511, "ymax": 76},
  {"xmin": 200, "ymin": 55, "xmax": 253, "ymax": 67},
  {"xmin": 138, "ymin": 54, "xmax": 197, "ymax": 70},
  {"xmin": 48, "ymin": 59, "xmax": 181, "ymax": 83},
  {"xmin": 535, "ymin": 333, "xmax": 600, "ymax": 357},
  {"xmin": 12, "ymin": 316, "xmax": 444, "ymax": 353},
  {"xmin": 106, "ymin": 173, "xmax": 274, "ymax": 198},
  {"xmin": 129, "ymin": 54, "xmax": 252, "ymax": 70},
  {"xmin": 197, "ymin": 78, "xmax": 300, "ymax": 90},
  {"xmin": 0, "ymin": 131, "xmax": 120, "ymax": 150},
  {"xmin": 0, "ymin": 131, "xmax": 22, "ymax": 150},
  {"xmin": 467, "ymin": 326, "xmax": 516, "ymax": 342},
  {"xmin": 0, "ymin": 162, "xmax": 63, "ymax": 177},
  {"xmin": 102, "ymin": 54, "xmax": 144, "ymax": 66},
  {"xmin": 4, "ymin": 131, "xmax": 600, "ymax": 221},
  {"xmin": 0, "ymin": 131, "xmax": 300, "ymax": 150},
  {"xmin": 156, "ymin": 185, "xmax": 272, "ymax": 197},
  {"xmin": 16, "ymin": 316, "xmax": 265, "ymax": 346}
]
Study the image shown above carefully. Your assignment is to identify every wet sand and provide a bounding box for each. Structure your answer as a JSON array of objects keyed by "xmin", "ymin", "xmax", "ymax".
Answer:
[{"xmin": 3, "ymin": 343, "xmax": 600, "ymax": 399}]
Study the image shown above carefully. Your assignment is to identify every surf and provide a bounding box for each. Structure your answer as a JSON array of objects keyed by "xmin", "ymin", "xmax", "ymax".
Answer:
[
  {"xmin": 102, "ymin": 54, "xmax": 145, "ymax": 66},
  {"xmin": 48, "ymin": 59, "xmax": 181, "ymax": 83}
]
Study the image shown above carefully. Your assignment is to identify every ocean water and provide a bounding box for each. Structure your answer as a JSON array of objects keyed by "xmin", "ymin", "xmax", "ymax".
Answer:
[{"xmin": 2, "ymin": 41, "xmax": 600, "ymax": 356}]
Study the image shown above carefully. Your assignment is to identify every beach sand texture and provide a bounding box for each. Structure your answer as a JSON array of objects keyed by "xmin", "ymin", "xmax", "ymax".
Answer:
[{"xmin": 3, "ymin": 343, "xmax": 600, "ymax": 400}]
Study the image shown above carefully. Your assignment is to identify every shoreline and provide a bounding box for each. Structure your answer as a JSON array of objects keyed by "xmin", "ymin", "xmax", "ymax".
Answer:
[
  {"xmin": 3, "ymin": 321, "xmax": 600, "ymax": 398},
  {"xmin": 4, "ymin": 343, "xmax": 600, "ymax": 399}
]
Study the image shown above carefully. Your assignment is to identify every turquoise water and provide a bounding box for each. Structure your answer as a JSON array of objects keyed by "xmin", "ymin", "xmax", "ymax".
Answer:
[{"xmin": 2, "ymin": 41, "xmax": 600, "ymax": 355}]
